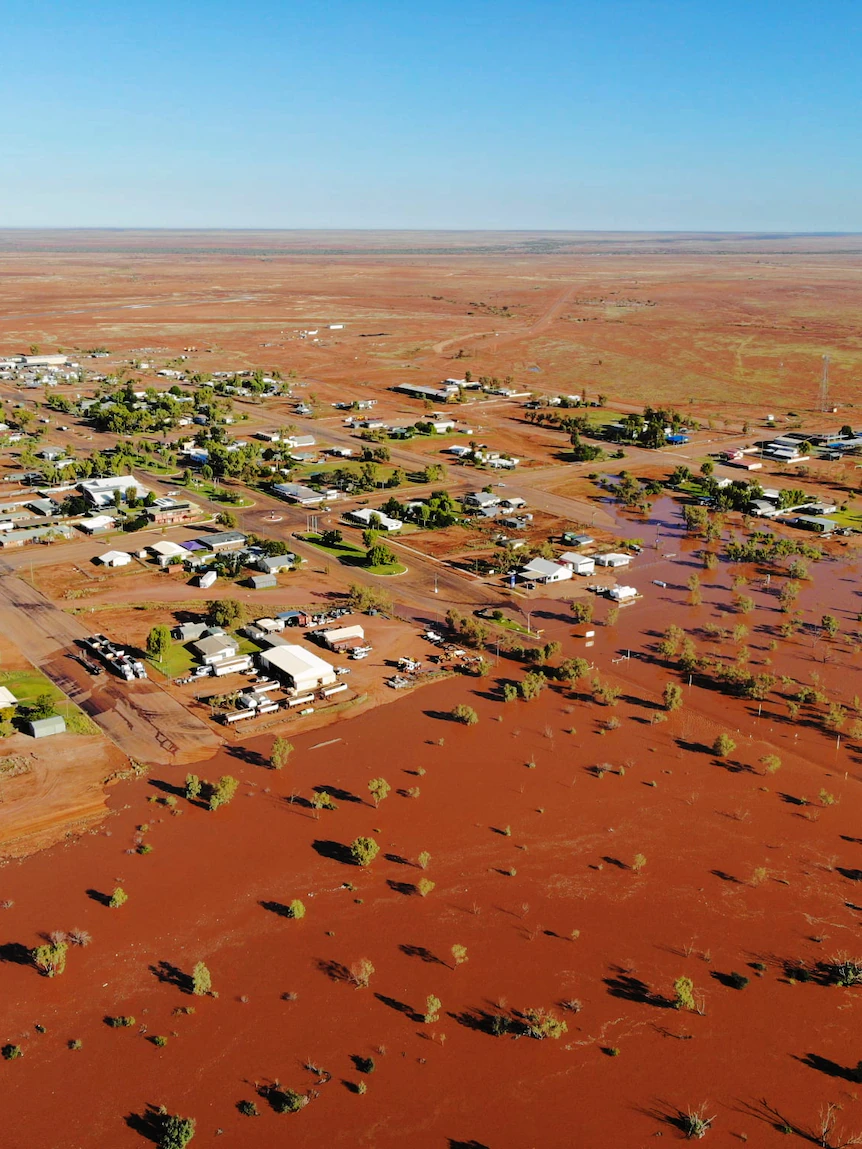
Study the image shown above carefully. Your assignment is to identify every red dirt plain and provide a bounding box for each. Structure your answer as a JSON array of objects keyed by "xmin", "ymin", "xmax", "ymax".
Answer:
[
  {"xmin": 2, "ymin": 230, "xmax": 862, "ymax": 414},
  {"xmin": 2, "ymin": 233, "xmax": 862, "ymax": 1147}
]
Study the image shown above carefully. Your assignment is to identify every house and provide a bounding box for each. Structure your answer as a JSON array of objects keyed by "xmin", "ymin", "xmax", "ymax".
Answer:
[
  {"xmin": 79, "ymin": 476, "xmax": 149, "ymax": 507},
  {"xmin": 254, "ymin": 617, "xmax": 285, "ymax": 633},
  {"xmin": 28, "ymin": 715, "xmax": 66, "ymax": 738},
  {"xmin": 317, "ymin": 624, "xmax": 365, "ymax": 651},
  {"xmin": 248, "ymin": 573, "xmax": 277, "ymax": 590},
  {"xmin": 256, "ymin": 553, "xmax": 295, "ymax": 574},
  {"xmin": 346, "ymin": 508, "xmax": 403, "ymax": 532},
  {"xmin": 26, "ymin": 498, "xmax": 57, "ymax": 516},
  {"xmin": 147, "ymin": 499, "xmax": 196, "ymax": 525},
  {"xmin": 499, "ymin": 516, "xmax": 530, "ymax": 531},
  {"xmin": 464, "ymin": 491, "xmax": 500, "ymax": 510},
  {"xmin": 793, "ymin": 515, "xmax": 839, "ymax": 534},
  {"xmin": 192, "ymin": 633, "xmax": 240, "ymax": 665},
  {"xmin": 500, "ymin": 496, "xmax": 527, "ymax": 510},
  {"xmin": 0, "ymin": 524, "xmax": 74, "ymax": 548},
  {"xmin": 517, "ymin": 557, "xmax": 573, "ymax": 584},
  {"xmin": 0, "ymin": 687, "xmax": 18, "ymax": 709},
  {"xmin": 258, "ymin": 644, "xmax": 337, "ymax": 692},
  {"xmin": 559, "ymin": 553, "xmax": 595, "ymax": 576},
  {"xmin": 149, "ymin": 539, "xmax": 186, "ymax": 566},
  {"xmin": 286, "ymin": 434, "xmax": 316, "ymax": 449},
  {"xmin": 171, "ymin": 622, "xmax": 211, "ymax": 642},
  {"xmin": 273, "ymin": 482, "xmax": 324, "ymax": 506},
  {"xmin": 95, "ymin": 550, "xmax": 132, "ymax": 567},
  {"xmin": 595, "ymin": 553, "xmax": 631, "ymax": 569},
  {"xmin": 78, "ymin": 515, "xmax": 116, "ymax": 535},
  {"xmin": 198, "ymin": 530, "xmax": 247, "ymax": 552},
  {"xmin": 561, "ymin": 532, "xmax": 594, "ymax": 547},
  {"xmin": 39, "ymin": 446, "xmax": 65, "ymax": 461}
]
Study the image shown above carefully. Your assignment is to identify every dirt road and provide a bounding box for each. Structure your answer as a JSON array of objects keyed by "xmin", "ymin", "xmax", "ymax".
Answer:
[{"xmin": 0, "ymin": 568, "xmax": 221, "ymax": 766}]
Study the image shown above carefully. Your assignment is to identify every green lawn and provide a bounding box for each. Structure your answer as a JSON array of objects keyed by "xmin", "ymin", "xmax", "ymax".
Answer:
[
  {"xmin": 146, "ymin": 643, "xmax": 196, "ymax": 679},
  {"xmin": 300, "ymin": 533, "xmax": 406, "ymax": 575},
  {"xmin": 0, "ymin": 667, "xmax": 100, "ymax": 735}
]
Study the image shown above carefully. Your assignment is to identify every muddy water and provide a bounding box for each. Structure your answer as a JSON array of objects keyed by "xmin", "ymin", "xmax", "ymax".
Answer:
[{"xmin": 2, "ymin": 538, "xmax": 862, "ymax": 1149}]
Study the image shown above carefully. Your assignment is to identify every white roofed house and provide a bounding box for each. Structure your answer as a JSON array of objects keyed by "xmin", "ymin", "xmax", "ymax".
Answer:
[
  {"xmin": 95, "ymin": 549, "xmax": 132, "ymax": 567},
  {"xmin": 558, "ymin": 552, "xmax": 595, "ymax": 576},
  {"xmin": 595, "ymin": 552, "xmax": 632, "ymax": 569},
  {"xmin": 77, "ymin": 515, "xmax": 116, "ymax": 534},
  {"xmin": 79, "ymin": 475, "xmax": 149, "ymax": 507},
  {"xmin": 517, "ymin": 557, "xmax": 573, "ymax": 584},
  {"xmin": 346, "ymin": 508, "xmax": 403, "ymax": 532},
  {"xmin": 192, "ymin": 633, "xmax": 240, "ymax": 665}
]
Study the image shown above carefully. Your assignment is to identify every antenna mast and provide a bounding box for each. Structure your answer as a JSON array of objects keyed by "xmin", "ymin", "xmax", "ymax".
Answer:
[{"xmin": 819, "ymin": 354, "xmax": 830, "ymax": 412}]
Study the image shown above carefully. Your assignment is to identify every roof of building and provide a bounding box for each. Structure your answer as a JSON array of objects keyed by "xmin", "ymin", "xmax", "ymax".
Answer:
[
  {"xmin": 79, "ymin": 515, "xmax": 116, "ymax": 532},
  {"xmin": 28, "ymin": 715, "xmax": 66, "ymax": 736},
  {"xmin": 148, "ymin": 540, "xmax": 185, "ymax": 558},
  {"xmin": 0, "ymin": 686, "xmax": 18, "ymax": 708},
  {"xmin": 199, "ymin": 530, "xmax": 247, "ymax": 549},
  {"xmin": 193, "ymin": 634, "xmax": 239, "ymax": 658},
  {"xmin": 97, "ymin": 549, "xmax": 131, "ymax": 565},
  {"xmin": 259, "ymin": 644, "xmax": 336, "ymax": 682},
  {"xmin": 520, "ymin": 557, "xmax": 570, "ymax": 578},
  {"xmin": 249, "ymin": 573, "xmax": 277, "ymax": 588}
]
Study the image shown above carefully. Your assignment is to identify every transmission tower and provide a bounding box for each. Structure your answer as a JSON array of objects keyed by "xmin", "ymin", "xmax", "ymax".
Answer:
[{"xmin": 819, "ymin": 354, "xmax": 830, "ymax": 412}]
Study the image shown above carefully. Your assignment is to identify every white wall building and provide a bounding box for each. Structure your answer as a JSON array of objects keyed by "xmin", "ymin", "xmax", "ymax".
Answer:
[{"xmin": 259, "ymin": 645, "xmax": 337, "ymax": 693}]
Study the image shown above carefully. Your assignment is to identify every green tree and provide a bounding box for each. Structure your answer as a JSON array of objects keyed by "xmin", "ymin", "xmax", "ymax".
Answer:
[
  {"xmin": 146, "ymin": 624, "xmax": 172, "ymax": 663},
  {"xmin": 191, "ymin": 961, "xmax": 212, "ymax": 996},
  {"xmin": 519, "ymin": 672, "xmax": 545, "ymax": 701},
  {"xmin": 424, "ymin": 994, "xmax": 442, "ymax": 1023},
  {"xmin": 368, "ymin": 777, "xmax": 391, "ymax": 807},
  {"xmin": 208, "ymin": 775, "xmax": 239, "ymax": 810},
  {"xmin": 366, "ymin": 542, "xmax": 396, "ymax": 568},
  {"xmin": 571, "ymin": 601, "xmax": 593, "ymax": 624},
  {"xmin": 502, "ymin": 683, "xmax": 518, "ymax": 702},
  {"xmin": 822, "ymin": 614, "xmax": 839, "ymax": 639},
  {"xmin": 673, "ymin": 975, "xmax": 698, "ymax": 1012},
  {"xmin": 33, "ymin": 940, "xmax": 67, "ymax": 977},
  {"xmin": 663, "ymin": 682, "xmax": 683, "ymax": 711},
  {"xmin": 351, "ymin": 836, "xmax": 380, "ymax": 867},
  {"xmin": 208, "ymin": 598, "xmax": 247, "ymax": 628},
  {"xmin": 159, "ymin": 1114, "xmax": 196, "ymax": 1148},
  {"xmin": 712, "ymin": 733, "xmax": 736, "ymax": 758},
  {"xmin": 30, "ymin": 693, "xmax": 56, "ymax": 720},
  {"xmin": 287, "ymin": 899, "xmax": 305, "ymax": 919},
  {"xmin": 270, "ymin": 737, "xmax": 294, "ymax": 771},
  {"xmin": 452, "ymin": 703, "xmax": 479, "ymax": 724},
  {"xmin": 109, "ymin": 887, "xmax": 128, "ymax": 908},
  {"xmin": 759, "ymin": 754, "xmax": 782, "ymax": 775},
  {"xmin": 184, "ymin": 773, "xmax": 201, "ymax": 801},
  {"xmin": 216, "ymin": 510, "xmax": 237, "ymax": 529}
]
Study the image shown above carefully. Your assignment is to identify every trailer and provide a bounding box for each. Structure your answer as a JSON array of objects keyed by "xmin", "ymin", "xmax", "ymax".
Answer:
[
  {"xmin": 320, "ymin": 683, "xmax": 348, "ymax": 699},
  {"xmin": 198, "ymin": 569, "xmax": 218, "ymax": 589},
  {"xmin": 224, "ymin": 709, "xmax": 256, "ymax": 724},
  {"xmin": 257, "ymin": 703, "xmax": 278, "ymax": 715},
  {"xmin": 287, "ymin": 693, "xmax": 315, "ymax": 708},
  {"xmin": 212, "ymin": 655, "xmax": 253, "ymax": 677}
]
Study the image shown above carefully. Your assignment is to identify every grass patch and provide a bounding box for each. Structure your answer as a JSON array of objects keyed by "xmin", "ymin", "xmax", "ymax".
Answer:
[
  {"xmin": 146, "ymin": 643, "xmax": 196, "ymax": 679},
  {"xmin": 0, "ymin": 668, "xmax": 100, "ymax": 735},
  {"xmin": 300, "ymin": 533, "xmax": 406, "ymax": 575}
]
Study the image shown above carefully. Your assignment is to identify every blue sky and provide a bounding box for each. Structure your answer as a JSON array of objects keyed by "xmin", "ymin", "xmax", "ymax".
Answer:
[{"xmin": 2, "ymin": 0, "xmax": 860, "ymax": 229}]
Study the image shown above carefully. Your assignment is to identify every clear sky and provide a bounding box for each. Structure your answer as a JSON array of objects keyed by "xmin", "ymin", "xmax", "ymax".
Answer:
[{"xmin": 2, "ymin": 0, "xmax": 860, "ymax": 229}]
